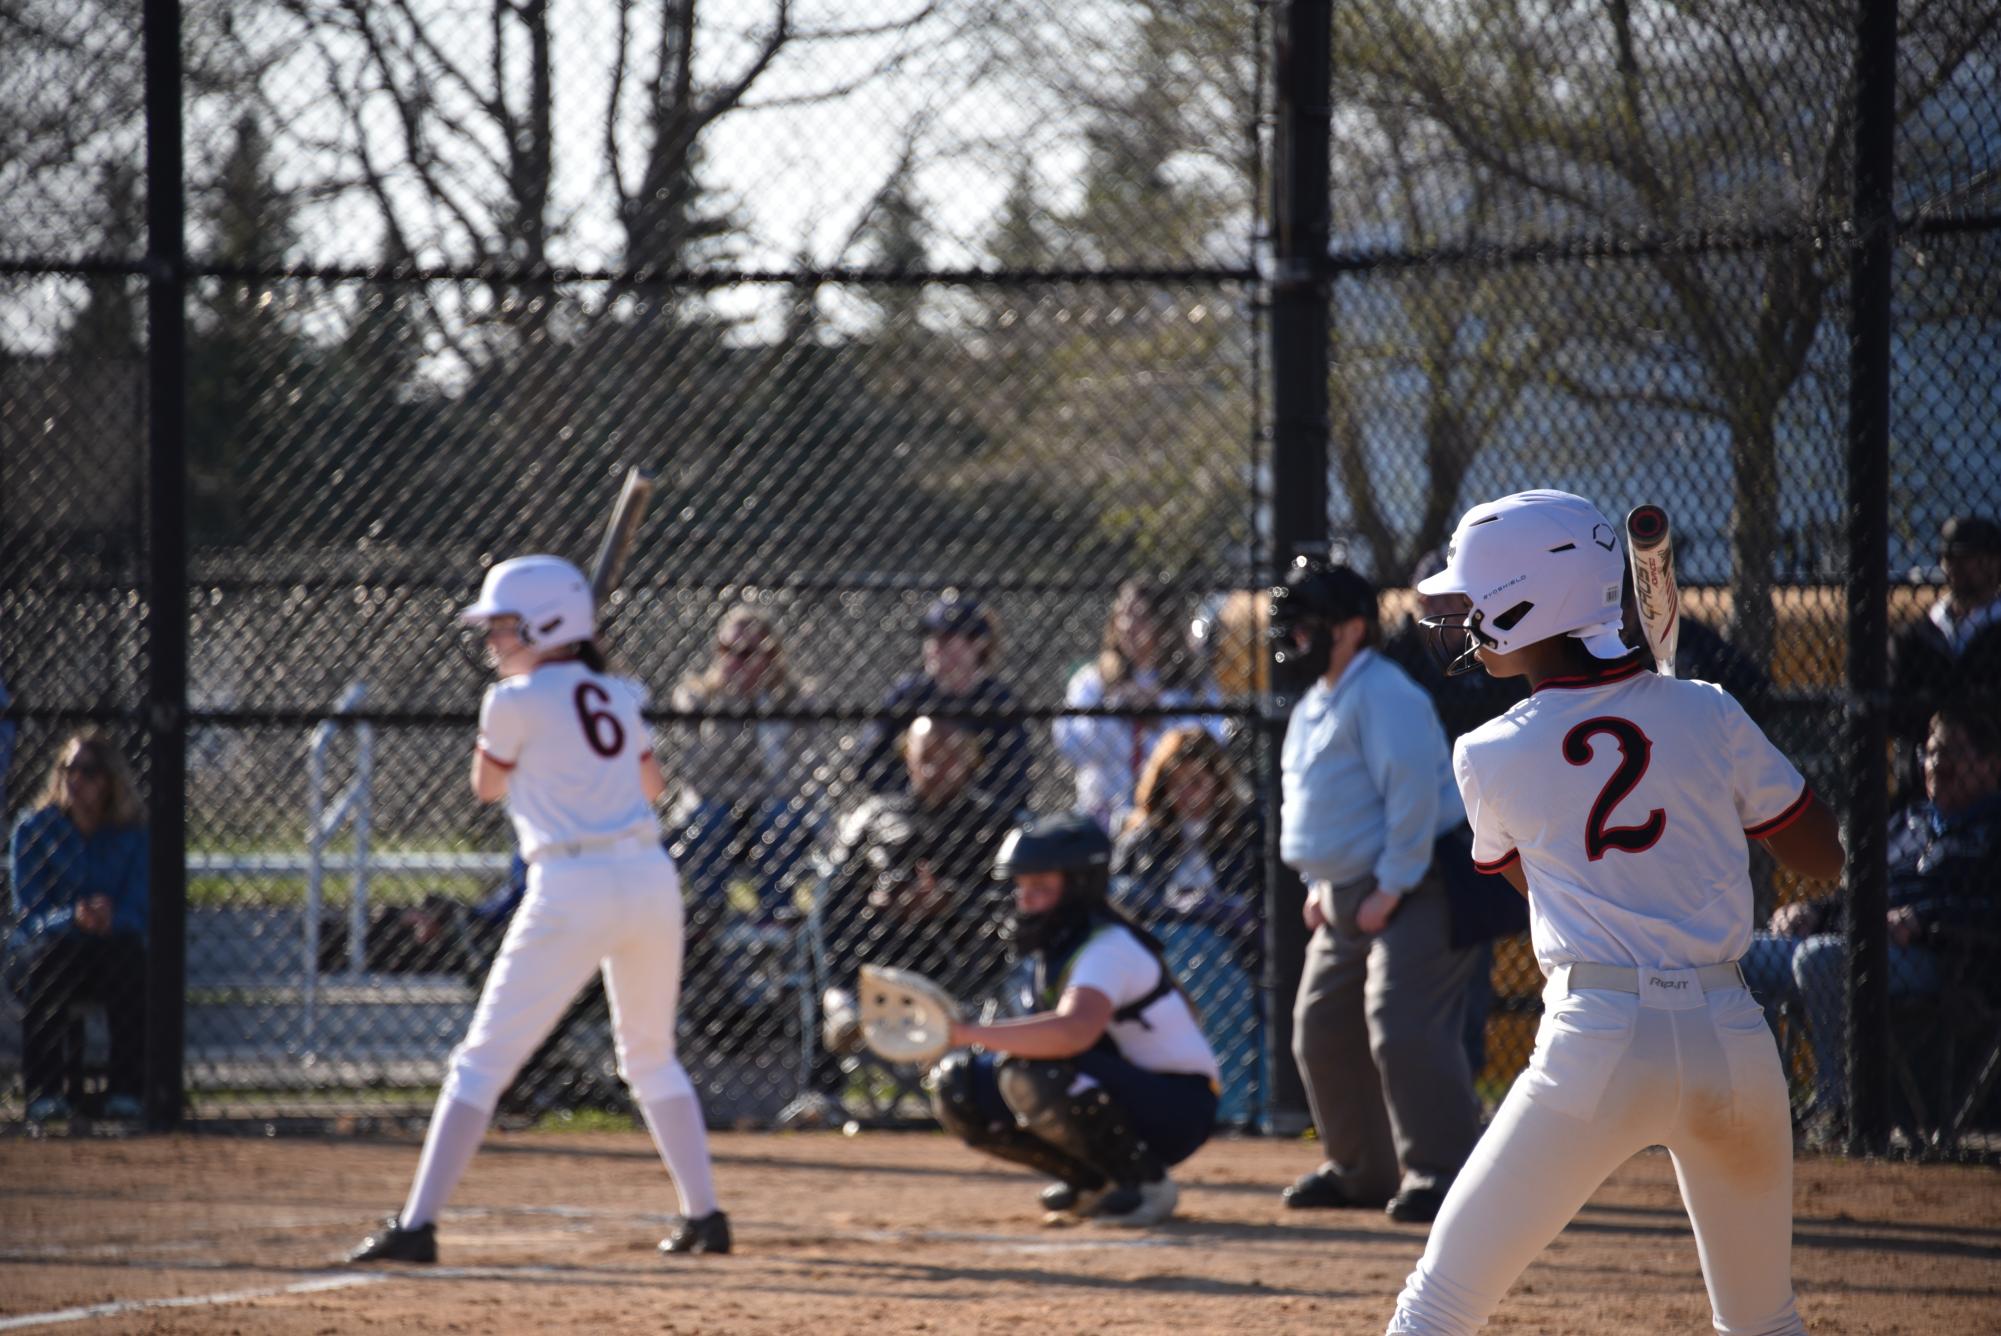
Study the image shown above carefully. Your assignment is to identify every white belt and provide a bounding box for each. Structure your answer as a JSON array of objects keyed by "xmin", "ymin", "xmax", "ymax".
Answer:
[
  {"xmin": 527, "ymin": 829, "xmax": 658, "ymax": 865},
  {"xmin": 1554, "ymin": 961, "xmax": 1745, "ymax": 998}
]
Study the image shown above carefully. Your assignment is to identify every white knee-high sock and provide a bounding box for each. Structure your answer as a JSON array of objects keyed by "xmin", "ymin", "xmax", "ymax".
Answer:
[
  {"xmin": 400, "ymin": 1096, "xmax": 491, "ymax": 1228},
  {"xmin": 640, "ymin": 1093, "xmax": 719, "ymax": 1218}
]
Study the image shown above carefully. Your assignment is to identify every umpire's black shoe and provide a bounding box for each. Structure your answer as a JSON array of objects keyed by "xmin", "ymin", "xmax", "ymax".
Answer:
[
  {"xmin": 1282, "ymin": 1167, "xmax": 1384, "ymax": 1211},
  {"xmin": 660, "ymin": 1210, "xmax": 732, "ymax": 1255},
  {"xmin": 349, "ymin": 1217, "xmax": 437, "ymax": 1263},
  {"xmin": 1385, "ymin": 1186, "xmax": 1447, "ymax": 1225}
]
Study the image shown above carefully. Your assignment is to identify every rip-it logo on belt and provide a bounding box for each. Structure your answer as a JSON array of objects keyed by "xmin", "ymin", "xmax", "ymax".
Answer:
[{"xmin": 1640, "ymin": 967, "xmax": 1706, "ymax": 1009}]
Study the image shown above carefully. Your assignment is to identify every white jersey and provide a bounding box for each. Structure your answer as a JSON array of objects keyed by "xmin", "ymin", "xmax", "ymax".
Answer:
[
  {"xmin": 1062, "ymin": 924, "xmax": 1222, "ymax": 1082},
  {"xmin": 476, "ymin": 660, "xmax": 659, "ymax": 861},
  {"xmin": 1454, "ymin": 659, "xmax": 1808, "ymax": 975}
]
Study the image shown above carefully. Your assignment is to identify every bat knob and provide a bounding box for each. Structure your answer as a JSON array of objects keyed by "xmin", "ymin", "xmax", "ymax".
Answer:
[{"xmin": 1626, "ymin": 505, "xmax": 1668, "ymax": 544}]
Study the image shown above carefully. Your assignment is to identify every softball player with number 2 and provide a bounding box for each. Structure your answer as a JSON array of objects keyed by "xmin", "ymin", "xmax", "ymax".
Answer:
[
  {"xmin": 1387, "ymin": 492, "xmax": 1844, "ymax": 1334},
  {"xmin": 351, "ymin": 555, "xmax": 729, "ymax": 1263}
]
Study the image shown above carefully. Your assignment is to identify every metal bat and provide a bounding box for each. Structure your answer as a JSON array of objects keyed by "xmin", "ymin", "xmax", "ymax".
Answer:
[
  {"xmin": 589, "ymin": 464, "xmax": 656, "ymax": 605},
  {"xmin": 1625, "ymin": 504, "xmax": 1679, "ymax": 678}
]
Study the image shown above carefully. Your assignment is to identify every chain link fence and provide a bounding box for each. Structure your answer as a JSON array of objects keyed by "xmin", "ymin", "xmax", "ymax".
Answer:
[{"xmin": 2, "ymin": 0, "xmax": 1996, "ymax": 1159}]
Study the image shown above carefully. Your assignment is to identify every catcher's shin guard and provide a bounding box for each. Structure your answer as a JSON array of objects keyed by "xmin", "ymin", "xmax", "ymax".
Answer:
[
  {"xmin": 929, "ymin": 1053, "xmax": 1106, "ymax": 1190},
  {"xmin": 996, "ymin": 1058, "xmax": 1165, "ymax": 1188}
]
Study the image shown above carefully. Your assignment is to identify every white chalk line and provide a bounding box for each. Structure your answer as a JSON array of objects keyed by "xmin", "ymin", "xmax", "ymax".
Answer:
[
  {"xmin": 0, "ymin": 1273, "xmax": 384, "ymax": 1331},
  {"xmin": 0, "ymin": 1207, "xmax": 1193, "ymax": 1327}
]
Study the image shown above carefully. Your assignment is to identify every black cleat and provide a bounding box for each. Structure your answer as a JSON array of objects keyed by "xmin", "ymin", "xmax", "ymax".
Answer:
[
  {"xmin": 1282, "ymin": 1167, "xmax": 1384, "ymax": 1211},
  {"xmin": 349, "ymin": 1217, "xmax": 437, "ymax": 1263},
  {"xmin": 659, "ymin": 1210, "xmax": 732, "ymax": 1255}
]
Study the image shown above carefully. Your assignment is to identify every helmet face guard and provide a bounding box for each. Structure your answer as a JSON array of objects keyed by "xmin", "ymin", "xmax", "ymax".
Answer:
[{"xmin": 1418, "ymin": 605, "xmax": 1495, "ymax": 677}]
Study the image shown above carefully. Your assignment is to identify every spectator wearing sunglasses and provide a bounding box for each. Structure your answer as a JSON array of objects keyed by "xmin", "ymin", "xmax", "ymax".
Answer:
[
  {"xmin": 666, "ymin": 607, "xmax": 825, "ymax": 920},
  {"xmin": 9, "ymin": 731, "xmax": 149, "ymax": 1122}
]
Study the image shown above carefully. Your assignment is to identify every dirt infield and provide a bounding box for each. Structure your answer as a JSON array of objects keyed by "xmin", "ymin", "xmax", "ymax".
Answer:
[{"xmin": 2, "ymin": 1131, "xmax": 1996, "ymax": 1334}]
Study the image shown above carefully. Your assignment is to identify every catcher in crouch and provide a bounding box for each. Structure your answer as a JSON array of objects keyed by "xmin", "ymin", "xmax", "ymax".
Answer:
[{"xmin": 910, "ymin": 813, "xmax": 1220, "ymax": 1227}]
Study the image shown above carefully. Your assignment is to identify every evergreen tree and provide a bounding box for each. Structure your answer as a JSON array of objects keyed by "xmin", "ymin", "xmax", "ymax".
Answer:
[{"xmin": 186, "ymin": 113, "xmax": 301, "ymax": 544}]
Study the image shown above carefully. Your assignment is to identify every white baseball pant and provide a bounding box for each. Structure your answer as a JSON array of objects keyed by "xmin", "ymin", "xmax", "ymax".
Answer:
[
  {"xmin": 1387, "ymin": 972, "xmax": 1804, "ymax": 1335},
  {"xmin": 441, "ymin": 845, "xmax": 694, "ymax": 1114}
]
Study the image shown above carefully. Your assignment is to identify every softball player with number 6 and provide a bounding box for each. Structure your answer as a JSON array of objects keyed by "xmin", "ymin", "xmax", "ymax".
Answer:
[
  {"xmin": 351, "ymin": 555, "xmax": 728, "ymax": 1263},
  {"xmin": 1386, "ymin": 492, "xmax": 1845, "ymax": 1334}
]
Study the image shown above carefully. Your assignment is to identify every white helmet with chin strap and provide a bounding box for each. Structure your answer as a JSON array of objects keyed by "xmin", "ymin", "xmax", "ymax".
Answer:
[
  {"xmin": 459, "ymin": 555, "xmax": 595, "ymax": 648},
  {"xmin": 1416, "ymin": 490, "xmax": 1631, "ymax": 675}
]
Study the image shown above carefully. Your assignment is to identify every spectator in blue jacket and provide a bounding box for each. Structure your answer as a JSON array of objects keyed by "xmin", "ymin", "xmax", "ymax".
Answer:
[
  {"xmin": 856, "ymin": 594, "xmax": 1035, "ymax": 818},
  {"xmin": 1744, "ymin": 705, "xmax": 2001, "ymax": 1136},
  {"xmin": 9, "ymin": 732, "xmax": 149, "ymax": 1121}
]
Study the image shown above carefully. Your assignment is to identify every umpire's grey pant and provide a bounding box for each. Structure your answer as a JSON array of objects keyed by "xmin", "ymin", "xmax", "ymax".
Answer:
[{"xmin": 1292, "ymin": 867, "xmax": 1482, "ymax": 1202}]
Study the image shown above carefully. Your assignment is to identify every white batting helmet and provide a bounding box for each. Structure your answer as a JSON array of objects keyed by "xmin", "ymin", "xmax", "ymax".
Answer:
[
  {"xmin": 459, "ymin": 555, "xmax": 595, "ymax": 648},
  {"xmin": 1416, "ymin": 490, "xmax": 1630, "ymax": 672}
]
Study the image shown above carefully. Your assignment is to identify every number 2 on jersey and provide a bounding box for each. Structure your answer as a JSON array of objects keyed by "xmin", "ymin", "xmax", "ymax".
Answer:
[
  {"xmin": 1561, "ymin": 716, "xmax": 1666, "ymax": 860},
  {"xmin": 574, "ymin": 682, "xmax": 626, "ymax": 758}
]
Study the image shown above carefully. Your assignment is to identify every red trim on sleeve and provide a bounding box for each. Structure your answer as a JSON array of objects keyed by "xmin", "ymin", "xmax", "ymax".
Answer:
[
  {"xmin": 477, "ymin": 745, "xmax": 517, "ymax": 771},
  {"xmin": 1746, "ymin": 786, "xmax": 1812, "ymax": 839},
  {"xmin": 1473, "ymin": 848, "xmax": 1520, "ymax": 874}
]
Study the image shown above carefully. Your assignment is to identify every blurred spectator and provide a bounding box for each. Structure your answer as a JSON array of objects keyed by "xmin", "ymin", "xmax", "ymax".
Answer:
[
  {"xmin": 1190, "ymin": 589, "xmax": 1270, "ymax": 703},
  {"xmin": 788, "ymin": 718, "xmax": 1017, "ymax": 1127},
  {"xmin": 855, "ymin": 593, "xmax": 1034, "ymax": 818},
  {"xmin": 1743, "ymin": 705, "xmax": 2001, "ymax": 1138},
  {"xmin": 1054, "ymin": 580, "xmax": 1223, "ymax": 832},
  {"xmin": 1674, "ymin": 616, "xmax": 1773, "ymax": 719},
  {"xmin": 1113, "ymin": 726, "xmax": 1265, "ymax": 1124},
  {"xmin": 1113, "ymin": 727, "xmax": 1262, "ymax": 964},
  {"xmin": 1890, "ymin": 515, "xmax": 2001, "ymax": 798},
  {"xmin": 668, "ymin": 606, "xmax": 824, "ymax": 920},
  {"xmin": 8, "ymin": 732, "xmax": 148, "ymax": 1122},
  {"xmin": 819, "ymin": 718, "xmax": 1017, "ymax": 1002}
]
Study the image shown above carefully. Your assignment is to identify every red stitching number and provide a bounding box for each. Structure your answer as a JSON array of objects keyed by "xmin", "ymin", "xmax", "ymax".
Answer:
[
  {"xmin": 574, "ymin": 682, "xmax": 626, "ymax": 758},
  {"xmin": 1561, "ymin": 716, "xmax": 1666, "ymax": 860}
]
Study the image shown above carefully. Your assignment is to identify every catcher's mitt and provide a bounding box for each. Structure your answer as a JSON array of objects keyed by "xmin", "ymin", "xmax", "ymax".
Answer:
[{"xmin": 857, "ymin": 964, "xmax": 961, "ymax": 1066}]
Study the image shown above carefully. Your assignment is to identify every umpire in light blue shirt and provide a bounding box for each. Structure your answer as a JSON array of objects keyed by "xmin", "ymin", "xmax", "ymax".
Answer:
[{"xmin": 1272, "ymin": 556, "xmax": 1481, "ymax": 1226}]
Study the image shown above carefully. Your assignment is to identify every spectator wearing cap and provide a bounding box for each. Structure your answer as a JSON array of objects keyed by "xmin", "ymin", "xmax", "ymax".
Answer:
[
  {"xmin": 1890, "ymin": 515, "xmax": 2001, "ymax": 798},
  {"xmin": 855, "ymin": 594, "xmax": 1034, "ymax": 820}
]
